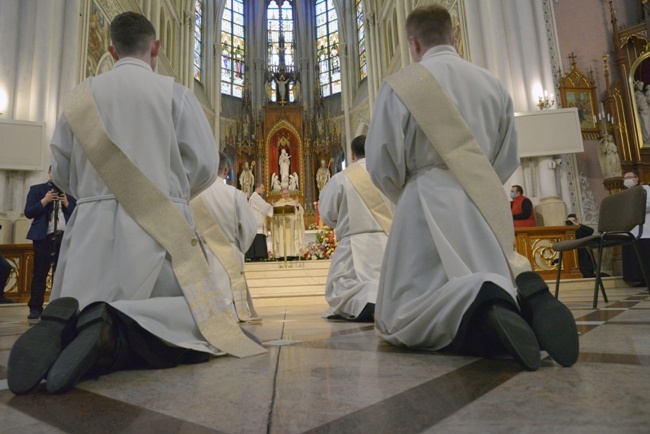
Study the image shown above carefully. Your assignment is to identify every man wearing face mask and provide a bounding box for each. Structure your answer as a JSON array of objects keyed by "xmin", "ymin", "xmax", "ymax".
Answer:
[
  {"xmin": 622, "ymin": 171, "xmax": 650, "ymax": 286},
  {"xmin": 510, "ymin": 185, "xmax": 537, "ymax": 228}
]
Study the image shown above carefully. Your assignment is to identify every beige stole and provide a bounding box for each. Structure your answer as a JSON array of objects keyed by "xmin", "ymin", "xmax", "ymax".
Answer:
[
  {"xmin": 385, "ymin": 64, "xmax": 530, "ymax": 278},
  {"xmin": 343, "ymin": 163, "xmax": 393, "ymax": 235},
  {"xmin": 190, "ymin": 197, "xmax": 260, "ymax": 322},
  {"xmin": 63, "ymin": 79, "xmax": 266, "ymax": 358}
]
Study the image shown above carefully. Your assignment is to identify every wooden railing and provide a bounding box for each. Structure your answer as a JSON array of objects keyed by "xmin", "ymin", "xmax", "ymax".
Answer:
[{"xmin": 0, "ymin": 244, "xmax": 44, "ymax": 303}]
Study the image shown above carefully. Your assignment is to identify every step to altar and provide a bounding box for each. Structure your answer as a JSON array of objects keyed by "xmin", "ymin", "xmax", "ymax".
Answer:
[
  {"xmin": 244, "ymin": 259, "xmax": 633, "ymax": 308},
  {"xmin": 245, "ymin": 259, "xmax": 330, "ymax": 307}
]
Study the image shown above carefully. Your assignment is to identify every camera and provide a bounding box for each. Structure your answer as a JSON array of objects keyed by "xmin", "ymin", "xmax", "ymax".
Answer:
[
  {"xmin": 47, "ymin": 180, "xmax": 63, "ymax": 195},
  {"xmin": 565, "ymin": 220, "xmax": 574, "ymax": 225}
]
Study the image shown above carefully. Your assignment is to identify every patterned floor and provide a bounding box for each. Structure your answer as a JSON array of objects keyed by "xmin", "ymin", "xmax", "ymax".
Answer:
[{"xmin": 1, "ymin": 285, "xmax": 649, "ymax": 433}]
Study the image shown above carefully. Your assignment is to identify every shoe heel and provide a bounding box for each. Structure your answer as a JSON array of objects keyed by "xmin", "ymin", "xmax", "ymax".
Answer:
[
  {"xmin": 41, "ymin": 297, "xmax": 80, "ymax": 323},
  {"xmin": 77, "ymin": 303, "xmax": 111, "ymax": 331}
]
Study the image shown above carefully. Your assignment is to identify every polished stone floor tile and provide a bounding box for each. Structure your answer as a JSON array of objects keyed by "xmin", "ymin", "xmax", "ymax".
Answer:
[{"xmin": 1, "ymin": 285, "xmax": 649, "ymax": 433}]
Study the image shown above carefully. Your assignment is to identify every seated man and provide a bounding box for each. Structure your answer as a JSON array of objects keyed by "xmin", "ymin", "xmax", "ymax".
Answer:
[
  {"xmin": 319, "ymin": 135, "xmax": 394, "ymax": 322},
  {"xmin": 7, "ymin": 12, "xmax": 263, "ymax": 396},
  {"xmin": 192, "ymin": 152, "xmax": 259, "ymax": 322},
  {"xmin": 272, "ymin": 187, "xmax": 305, "ymax": 259}
]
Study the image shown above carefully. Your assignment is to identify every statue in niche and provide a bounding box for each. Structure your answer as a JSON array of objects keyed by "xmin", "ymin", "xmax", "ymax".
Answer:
[
  {"xmin": 316, "ymin": 158, "xmax": 332, "ymax": 195},
  {"xmin": 291, "ymin": 78, "xmax": 301, "ymax": 102},
  {"xmin": 278, "ymin": 148, "xmax": 291, "ymax": 184},
  {"xmin": 288, "ymin": 172, "xmax": 299, "ymax": 191},
  {"xmin": 271, "ymin": 173, "xmax": 282, "ymax": 192},
  {"xmin": 265, "ymin": 79, "xmax": 273, "ymax": 102},
  {"xmin": 634, "ymin": 80, "xmax": 650, "ymax": 144},
  {"xmin": 239, "ymin": 161, "xmax": 255, "ymax": 199},
  {"xmin": 598, "ymin": 134, "xmax": 622, "ymax": 179}
]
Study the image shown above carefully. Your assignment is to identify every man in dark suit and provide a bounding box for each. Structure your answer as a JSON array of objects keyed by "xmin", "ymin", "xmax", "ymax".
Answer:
[{"xmin": 24, "ymin": 167, "xmax": 76, "ymax": 320}]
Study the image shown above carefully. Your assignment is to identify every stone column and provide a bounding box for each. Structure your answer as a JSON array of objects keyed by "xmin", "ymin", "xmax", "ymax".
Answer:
[{"xmin": 534, "ymin": 157, "xmax": 566, "ymax": 226}]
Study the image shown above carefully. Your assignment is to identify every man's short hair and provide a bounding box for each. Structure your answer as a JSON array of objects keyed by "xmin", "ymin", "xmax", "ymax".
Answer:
[
  {"xmin": 254, "ymin": 182, "xmax": 264, "ymax": 190},
  {"xmin": 406, "ymin": 5, "xmax": 453, "ymax": 48},
  {"xmin": 110, "ymin": 12, "xmax": 156, "ymax": 57},
  {"xmin": 218, "ymin": 152, "xmax": 228, "ymax": 173},
  {"xmin": 512, "ymin": 185, "xmax": 524, "ymax": 195},
  {"xmin": 351, "ymin": 135, "xmax": 366, "ymax": 159},
  {"xmin": 567, "ymin": 213, "xmax": 577, "ymax": 219}
]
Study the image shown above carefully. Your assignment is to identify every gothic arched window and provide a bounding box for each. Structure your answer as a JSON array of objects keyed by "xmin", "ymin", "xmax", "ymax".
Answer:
[
  {"xmin": 356, "ymin": 0, "xmax": 367, "ymax": 81},
  {"xmin": 267, "ymin": 0, "xmax": 294, "ymax": 70},
  {"xmin": 221, "ymin": 0, "xmax": 245, "ymax": 97},
  {"xmin": 315, "ymin": 0, "xmax": 340, "ymax": 96},
  {"xmin": 193, "ymin": 0, "xmax": 203, "ymax": 81}
]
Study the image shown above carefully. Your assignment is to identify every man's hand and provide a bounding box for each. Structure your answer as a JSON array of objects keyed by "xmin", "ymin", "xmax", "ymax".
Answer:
[
  {"xmin": 59, "ymin": 193, "xmax": 69, "ymax": 208},
  {"xmin": 41, "ymin": 190, "xmax": 59, "ymax": 206}
]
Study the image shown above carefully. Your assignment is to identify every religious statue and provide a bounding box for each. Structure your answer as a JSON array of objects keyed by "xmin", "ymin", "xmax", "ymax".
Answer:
[
  {"xmin": 291, "ymin": 78, "xmax": 301, "ymax": 102},
  {"xmin": 279, "ymin": 148, "xmax": 291, "ymax": 184},
  {"xmin": 598, "ymin": 134, "xmax": 622, "ymax": 180},
  {"xmin": 239, "ymin": 161, "xmax": 255, "ymax": 199},
  {"xmin": 288, "ymin": 172, "xmax": 299, "ymax": 191},
  {"xmin": 634, "ymin": 80, "xmax": 650, "ymax": 144},
  {"xmin": 316, "ymin": 158, "xmax": 332, "ymax": 195},
  {"xmin": 276, "ymin": 74, "xmax": 288, "ymax": 102},
  {"xmin": 271, "ymin": 173, "xmax": 282, "ymax": 192},
  {"xmin": 265, "ymin": 79, "xmax": 273, "ymax": 102}
]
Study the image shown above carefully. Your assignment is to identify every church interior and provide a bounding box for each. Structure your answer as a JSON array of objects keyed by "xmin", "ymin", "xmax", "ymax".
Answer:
[{"xmin": 1, "ymin": 0, "xmax": 650, "ymax": 431}]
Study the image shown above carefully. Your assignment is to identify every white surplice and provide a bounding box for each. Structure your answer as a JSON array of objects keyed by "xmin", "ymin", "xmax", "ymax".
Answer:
[
  {"xmin": 319, "ymin": 159, "xmax": 394, "ymax": 319},
  {"xmin": 249, "ymin": 191, "xmax": 273, "ymax": 234},
  {"xmin": 366, "ymin": 46, "xmax": 521, "ymax": 350},
  {"xmin": 194, "ymin": 176, "xmax": 257, "ymax": 320},
  {"xmin": 50, "ymin": 58, "xmax": 220, "ymax": 354}
]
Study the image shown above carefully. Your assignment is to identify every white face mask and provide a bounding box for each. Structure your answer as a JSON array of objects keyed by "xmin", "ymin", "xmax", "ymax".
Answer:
[{"xmin": 624, "ymin": 178, "xmax": 637, "ymax": 189}]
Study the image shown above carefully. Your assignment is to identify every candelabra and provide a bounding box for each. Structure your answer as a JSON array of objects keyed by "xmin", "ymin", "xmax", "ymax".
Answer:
[
  {"xmin": 537, "ymin": 90, "xmax": 555, "ymax": 110},
  {"xmin": 598, "ymin": 103, "xmax": 614, "ymax": 136}
]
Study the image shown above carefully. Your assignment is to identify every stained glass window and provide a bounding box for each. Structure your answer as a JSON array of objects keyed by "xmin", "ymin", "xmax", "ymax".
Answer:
[
  {"xmin": 315, "ymin": 0, "xmax": 340, "ymax": 96},
  {"xmin": 267, "ymin": 1, "xmax": 294, "ymax": 69},
  {"xmin": 221, "ymin": 0, "xmax": 245, "ymax": 97},
  {"xmin": 356, "ymin": 0, "xmax": 367, "ymax": 81},
  {"xmin": 194, "ymin": 0, "xmax": 203, "ymax": 81}
]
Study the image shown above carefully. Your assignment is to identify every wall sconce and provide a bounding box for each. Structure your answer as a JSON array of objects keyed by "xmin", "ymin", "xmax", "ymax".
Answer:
[
  {"xmin": 0, "ymin": 88, "xmax": 8, "ymax": 116},
  {"xmin": 537, "ymin": 89, "xmax": 554, "ymax": 110}
]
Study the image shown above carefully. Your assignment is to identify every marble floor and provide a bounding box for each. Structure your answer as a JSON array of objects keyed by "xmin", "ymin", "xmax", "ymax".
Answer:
[{"xmin": 1, "ymin": 285, "xmax": 649, "ymax": 433}]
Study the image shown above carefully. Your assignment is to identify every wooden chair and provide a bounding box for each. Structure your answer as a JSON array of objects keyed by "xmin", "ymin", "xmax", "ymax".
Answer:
[{"xmin": 552, "ymin": 186, "xmax": 650, "ymax": 308}]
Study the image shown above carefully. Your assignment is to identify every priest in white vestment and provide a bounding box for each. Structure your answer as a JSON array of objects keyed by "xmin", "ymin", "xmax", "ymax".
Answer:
[
  {"xmin": 366, "ymin": 6, "xmax": 578, "ymax": 371},
  {"xmin": 246, "ymin": 183, "xmax": 273, "ymax": 260},
  {"xmin": 319, "ymin": 136, "xmax": 394, "ymax": 322},
  {"xmin": 272, "ymin": 188, "xmax": 305, "ymax": 258},
  {"xmin": 193, "ymin": 152, "xmax": 259, "ymax": 321}
]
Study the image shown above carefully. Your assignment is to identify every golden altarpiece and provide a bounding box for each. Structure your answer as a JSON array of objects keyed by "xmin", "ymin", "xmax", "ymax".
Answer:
[
  {"xmin": 223, "ymin": 71, "xmax": 342, "ymax": 228},
  {"xmin": 600, "ymin": 0, "xmax": 650, "ymax": 184}
]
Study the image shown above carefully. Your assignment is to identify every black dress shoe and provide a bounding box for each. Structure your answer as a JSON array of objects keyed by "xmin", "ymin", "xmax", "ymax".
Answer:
[
  {"xmin": 7, "ymin": 297, "xmax": 80, "ymax": 395},
  {"xmin": 516, "ymin": 271, "xmax": 579, "ymax": 367},
  {"xmin": 485, "ymin": 303, "xmax": 541, "ymax": 371},
  {"xmin": 46, "ymin": 303, "xmax": 117, "ymax": 394},
  {"xmin": 0, "ymin": 296, "xmax": 16, "ymax": 304}
]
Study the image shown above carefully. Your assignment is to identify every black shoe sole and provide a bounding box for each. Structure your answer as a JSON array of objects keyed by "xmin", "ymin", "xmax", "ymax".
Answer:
[
  {"xmin": 516, "ymin": 272, "xmax": 579, "ymax": 367},
  {"xmin": 486, "ymin": 304, "xmax": 541, "ymax": 371},
  {"xmin": 7, "ymin": 297, "xmax": 79, "ymax": 395},
  {"xmin": 46, "ymin": 303, "xmax": 115, "ymax": 394}
]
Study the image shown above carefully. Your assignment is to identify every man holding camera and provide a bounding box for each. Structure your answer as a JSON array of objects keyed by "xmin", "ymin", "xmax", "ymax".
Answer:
[{"xmin": 24, "ymin": 167, "xmax": 76, "ymax": 320}]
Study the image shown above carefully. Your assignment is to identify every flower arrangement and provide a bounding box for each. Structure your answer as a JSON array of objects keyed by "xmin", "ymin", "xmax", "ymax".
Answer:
[{"xmin": 303, "ymin": 226, "xmax": 337, "ymax": 260}]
